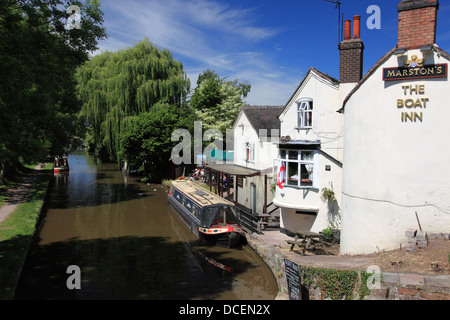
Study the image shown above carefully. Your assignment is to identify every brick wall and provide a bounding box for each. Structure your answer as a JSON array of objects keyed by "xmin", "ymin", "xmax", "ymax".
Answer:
[
  {"xmin": 397, "ymin": 0, "xmax": 439, "ymax": 49},
  {"xmin": 339, "ymin": 39, "xmax": 364, "ymax": 84}
]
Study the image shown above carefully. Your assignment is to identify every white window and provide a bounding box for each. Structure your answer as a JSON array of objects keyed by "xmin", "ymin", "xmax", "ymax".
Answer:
[
  {"xmin": 296, "ymin": 98, "xmax": 313, "ymax": 129},
  {"xmin": 278, "ymin": 149, "xmax": 317, "ymax": 188},
  {"xmin": 243, "ymin": 142, "xmax": 255, "ymax": 162}
]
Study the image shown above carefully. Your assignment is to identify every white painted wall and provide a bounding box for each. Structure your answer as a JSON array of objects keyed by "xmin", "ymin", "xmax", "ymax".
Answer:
[
  {"xmin": 341, "ymin": 49, "xmax": 450, "ymax": 254},
  {"xmin": 275, "ymin": 70, "xmax": 348, "ymax": 233},
  {"xmin": 233, "ymin": 111, "xmax": 278, "ymax": 214},
  {"xmin": 279, "ymin": 71, "xmax": 344, "ymax": 162}
]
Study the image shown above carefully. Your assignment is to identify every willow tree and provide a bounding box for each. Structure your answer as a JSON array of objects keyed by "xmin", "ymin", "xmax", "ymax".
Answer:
[{"xmin": 76, "ymin": 39, "xmax": 191, "ymax": 161}]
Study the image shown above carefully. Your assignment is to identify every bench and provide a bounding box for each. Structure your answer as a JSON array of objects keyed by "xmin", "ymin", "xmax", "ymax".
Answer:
[{"xmin": 287, "ymin": 231, "xmax": 331, "ymax": 255}]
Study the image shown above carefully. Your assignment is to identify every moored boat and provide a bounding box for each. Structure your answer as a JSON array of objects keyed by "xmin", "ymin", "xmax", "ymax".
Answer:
[
  {"xmin": 53, "ymin": 156, "xmax": 69, "ymax": 173},
  {"xmin": 168, "ymin": 179, "xmax": 245, "ymax": 248}
]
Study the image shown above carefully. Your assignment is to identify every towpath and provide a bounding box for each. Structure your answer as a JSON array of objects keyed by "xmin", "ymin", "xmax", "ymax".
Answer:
[{"xmin": 0, "ymin": 165, "xmax": 45, "ymax": 224}]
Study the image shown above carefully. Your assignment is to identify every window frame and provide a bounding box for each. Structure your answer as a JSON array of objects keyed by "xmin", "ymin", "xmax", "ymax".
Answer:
[
  {"xmin": 277, "ymin": 148, "xmax": 318, "ymax": 189},
  {"xmin": 296, "ymin": 98, "xmax": 313, "ymax": 129},
  {"xmin": 243, "ymin": 142, "xmax": 255, "ymax": 163}
]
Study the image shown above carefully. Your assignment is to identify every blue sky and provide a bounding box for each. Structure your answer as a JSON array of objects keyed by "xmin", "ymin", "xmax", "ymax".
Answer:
[{"xmin": 95, "ymin": 0, "xmax": 450, "ymax": 106}]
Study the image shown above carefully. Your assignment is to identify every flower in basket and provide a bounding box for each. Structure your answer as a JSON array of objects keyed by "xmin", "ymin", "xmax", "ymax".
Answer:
[{"xmin": 321, "ymin": 187, "xmax": 336, "ymax": 202}]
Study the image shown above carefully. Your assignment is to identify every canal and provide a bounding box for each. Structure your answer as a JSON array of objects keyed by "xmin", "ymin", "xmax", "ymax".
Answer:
[{"xmin": 14, "ymin": 152, "xmax": 278, "ymax": 300}]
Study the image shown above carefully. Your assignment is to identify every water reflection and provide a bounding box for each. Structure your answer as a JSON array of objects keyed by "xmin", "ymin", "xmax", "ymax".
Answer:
[{"xmin": 15, "ymin": 152, "xmax": 277, "ymax": 300}]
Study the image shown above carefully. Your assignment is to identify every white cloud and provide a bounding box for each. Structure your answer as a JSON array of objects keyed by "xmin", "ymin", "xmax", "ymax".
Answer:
[{"xmin": 95, "ymin": 0, "xmax": 299, "ymax": 105}]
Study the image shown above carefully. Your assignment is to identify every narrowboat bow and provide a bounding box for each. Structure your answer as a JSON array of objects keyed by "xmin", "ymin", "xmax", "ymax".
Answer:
[
  {"xmin": 53, "ymin": 156, "xmax": 69, "ymax": 173},
  {"xmin": 168, "ymin": 180, "xmax": 245, "ymax": 248}
]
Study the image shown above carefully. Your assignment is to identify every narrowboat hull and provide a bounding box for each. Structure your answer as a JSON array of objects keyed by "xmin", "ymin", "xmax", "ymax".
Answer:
[
  {"xmin": 167, "ymin": 181, "xmax": 245, "ymax": 248},
  {"xmin": 53, "ymin": 166, "xmax": 70, "ymax": 173},
  {"xmin": 168, "ymin": 193, "xmax": 201, "ymax": 238},
  {"xmin": 200, "ymin": 228, "xmax": 243, "ymax": 248},
  {"xmin": 53, "ymin": 156, "xmax": 69, "ymax": 173}
]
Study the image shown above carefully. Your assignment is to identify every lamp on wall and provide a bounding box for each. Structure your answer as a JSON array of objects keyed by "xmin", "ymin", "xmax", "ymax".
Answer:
[
  {"xmin": 280, "ymin": 136, "xmax": 291, "ymax": 143},
  {"xmin": 394, "ymin": 48, "xmax": 407, "ymax": 57},
  {"xmin": 420, "ymin": 45, "xmax": 433, "ymax": 52}
]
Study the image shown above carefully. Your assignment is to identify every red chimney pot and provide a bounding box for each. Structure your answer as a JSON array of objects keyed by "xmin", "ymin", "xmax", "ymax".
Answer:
[
  {"xmin": 353, "ymin": 15, "xmax": 361, "ymax": 39},
  {"xmin": 344, "ymin": 20, "xmax": 351, "ymax": 40}
]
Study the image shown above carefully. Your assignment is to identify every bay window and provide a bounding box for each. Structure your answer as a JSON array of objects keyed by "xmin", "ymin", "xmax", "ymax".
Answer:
[{"xmin": 278, "ymin": 149, "xmax": 317, "ymax": 188}]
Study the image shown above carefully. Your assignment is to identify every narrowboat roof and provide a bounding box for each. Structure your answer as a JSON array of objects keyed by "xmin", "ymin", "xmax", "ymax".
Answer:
[{"xmin": 171, "ymin": 180, "xmax": 234, "ymax": 207}]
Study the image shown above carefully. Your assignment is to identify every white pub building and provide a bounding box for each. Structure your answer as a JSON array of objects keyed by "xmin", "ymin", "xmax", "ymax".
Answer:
[
  {"xmin": 273, "ymin": 15, "xmax": 365, "ymax": 237},
  {"xmin": 339, "ymin": 0, "xmax": 450, "ymax": 254},
  {"xmin": 226, "ymin": 0, "xmax": 449, "ymax": 256}
]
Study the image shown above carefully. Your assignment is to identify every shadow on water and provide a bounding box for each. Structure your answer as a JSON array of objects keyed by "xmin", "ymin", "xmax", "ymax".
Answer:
[
  {"xmin": 12, "ymin": 152, "xmax": 278, "ymax": 300},
  {"xmin": 50, "ymin": 173, "xmax": 152, "ymax": 210},
  {"xmin": 14, "ymin": 236, "xmax": 255, "ymax": 300}
]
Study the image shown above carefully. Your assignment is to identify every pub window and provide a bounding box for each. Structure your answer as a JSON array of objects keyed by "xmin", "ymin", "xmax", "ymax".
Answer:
[
  {"xmin": 278, "ymin": 149, "xmax": 317, "ymax": 188},
  {"xmin": 296, "ymin": 98, "xmax": 313, "ymax": 129},
  {"xmin": 243, "ymin": 142, "xmax": 255, "ymax": 162}
]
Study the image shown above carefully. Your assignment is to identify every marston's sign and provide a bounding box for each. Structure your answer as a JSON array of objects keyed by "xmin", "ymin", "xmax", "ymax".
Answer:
[{"xmin": 383, "ymin": 64, "xmax": 447, "ymax": 81}]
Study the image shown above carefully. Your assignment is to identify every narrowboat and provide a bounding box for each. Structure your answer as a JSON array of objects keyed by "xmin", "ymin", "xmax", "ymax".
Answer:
[
  {"xmin": 168, "ymin": 180, "xmax": 245, "ymax": 248},
  {"xmin": 53, "ymin": 156, "xmax": 69, "ymax": 173}
]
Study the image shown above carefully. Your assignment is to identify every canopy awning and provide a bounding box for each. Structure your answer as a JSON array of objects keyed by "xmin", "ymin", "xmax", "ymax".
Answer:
[
  {"xmin": 205, "ymin": 164, "xmax": 261, "ymax": 177},
  {"xmin": 278, "ymin": 140, "xmax": 321, "ymax": 150}
]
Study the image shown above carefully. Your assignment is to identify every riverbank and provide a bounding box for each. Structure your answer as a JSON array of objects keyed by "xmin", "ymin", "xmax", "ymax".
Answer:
[
  {"xmin": 163, "ymin": 178, "xmax": 450, "ymax": 300},
  {"xmin": 246, "ymin": 230, "xmax": 450, "ymax": 300},
  {"xmin": 0, "ymin": 164, "xmax": 52, "ymax": 299}
]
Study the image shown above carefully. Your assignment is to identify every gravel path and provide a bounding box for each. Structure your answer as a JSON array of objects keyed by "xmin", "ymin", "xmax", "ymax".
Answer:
[{"xmin": 0, "ymin": 165, "xmax": 44, "ymax": 224}]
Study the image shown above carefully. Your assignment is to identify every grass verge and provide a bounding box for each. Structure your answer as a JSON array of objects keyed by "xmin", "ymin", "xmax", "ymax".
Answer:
[{"xmin": 0, "ymin": 165, "xmax": 52, "ymax": 300}]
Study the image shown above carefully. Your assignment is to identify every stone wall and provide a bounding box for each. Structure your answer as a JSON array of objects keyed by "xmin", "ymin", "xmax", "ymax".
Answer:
[
  {"xmin": 247, "ymin": 237, "xmax": 450, "ymax": 300},
  {"xmin": 367, "ymin": 272, "xmax": 450, "ymax": 300}
]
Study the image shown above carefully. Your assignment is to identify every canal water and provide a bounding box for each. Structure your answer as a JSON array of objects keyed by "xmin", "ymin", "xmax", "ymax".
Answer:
[{"xmin": 15, "ymin": 152, "xmax": 278, "ymax": 300}]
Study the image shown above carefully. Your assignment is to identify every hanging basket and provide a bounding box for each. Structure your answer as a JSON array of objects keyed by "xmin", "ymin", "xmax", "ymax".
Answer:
[{"xmin": 320, "ymin": 187, "xmax": 336, "ymax": 202}]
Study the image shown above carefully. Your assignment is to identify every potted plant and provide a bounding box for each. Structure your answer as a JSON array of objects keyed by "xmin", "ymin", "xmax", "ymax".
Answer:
[{"xmin": 320, "ymin": 224, "xmax": 340, "ymax": 244}]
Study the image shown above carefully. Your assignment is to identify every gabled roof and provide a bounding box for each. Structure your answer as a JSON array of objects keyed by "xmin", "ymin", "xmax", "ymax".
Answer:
[
  {"xmin": 338, "ymin": 45, "xmax": 450, "ymax": 113},
  {"xmin": 239, "ymin": 105, "xmax": 284, "ymax": 136},
  {"xmin": 337, "ymin": 47, "xmax": 397, "ymax": 113},
  {"xmin": 278, "ymin": 67, "xmax": 340, "ymax": 118}
]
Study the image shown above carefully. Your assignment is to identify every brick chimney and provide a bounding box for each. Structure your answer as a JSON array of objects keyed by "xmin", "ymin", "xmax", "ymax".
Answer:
[
  {"xmin": 339, "ymin": 15, "xmax": 364, "ymax": 84},
  {"xmin": 397, "ymin": 0, "xmax": 439, "ymax": 49}
]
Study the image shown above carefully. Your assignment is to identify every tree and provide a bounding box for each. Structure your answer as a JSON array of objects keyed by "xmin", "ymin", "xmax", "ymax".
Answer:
[
  {"xmin": 190, "ymin": 70, "xmax": 250, "ymax": 134},
  {"xmin": 76, "ymin": 39, "xmax": 191, "ymax": 161},
  {"xmin": 0, "ymin": 0, "xmax": 106, "ymax": 175},
  {"xmin": 119, "ymin": 103, "xmax": 195, "ymax": 182}
]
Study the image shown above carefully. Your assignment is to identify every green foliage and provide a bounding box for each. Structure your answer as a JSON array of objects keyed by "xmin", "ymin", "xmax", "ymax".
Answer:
[
  {"xmin": 320, "ymin": 187, "xmax": 336, "ymax": 202},
  {"xmin": 302, "ymin": 266, "xmax": 374, "ymax": 300},
  {"xmin": 0, "ymin": 168, "xmax": 51, "ymax": 299},
  {"xmin": 0, "ymin": 0, "xmax": 106, "ymax": 173},
  {"xmin": 320, "ymin": 226, "xmax": 334, "ymax": 243},
  {"xmin": 76, "ymin": 39, "xmax": 191, "ymax": 161},
  {"xmin": 190, "ymin": 69, "xmax": 251, "ymax": 135},
  {"xmin": 119, "ymin": 103, "xmax": 195, "ymax": 182}
]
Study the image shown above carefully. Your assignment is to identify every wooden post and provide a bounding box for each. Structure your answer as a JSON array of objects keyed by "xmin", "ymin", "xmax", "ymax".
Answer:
[
  {"xmin": 220, "ymin": 173, "xmax": 224, "ymax": 197},
  {"xmin": 264, "ymin": 175, "xmax": 267, "ymax": 214},
  {"xmin": 215, "ymin": 171, "xmax": 218, "ymax": 195},
  {"xmin": 235, "ymin": 176, "xmax": 239, "ymax": 206},
  {"xmin": 227, "ymin": 174, "xmax": 231, "ymax": 201},
  {"xmin": 209, "ymin": 170, "xmax": 212, "ymax": 192}
]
